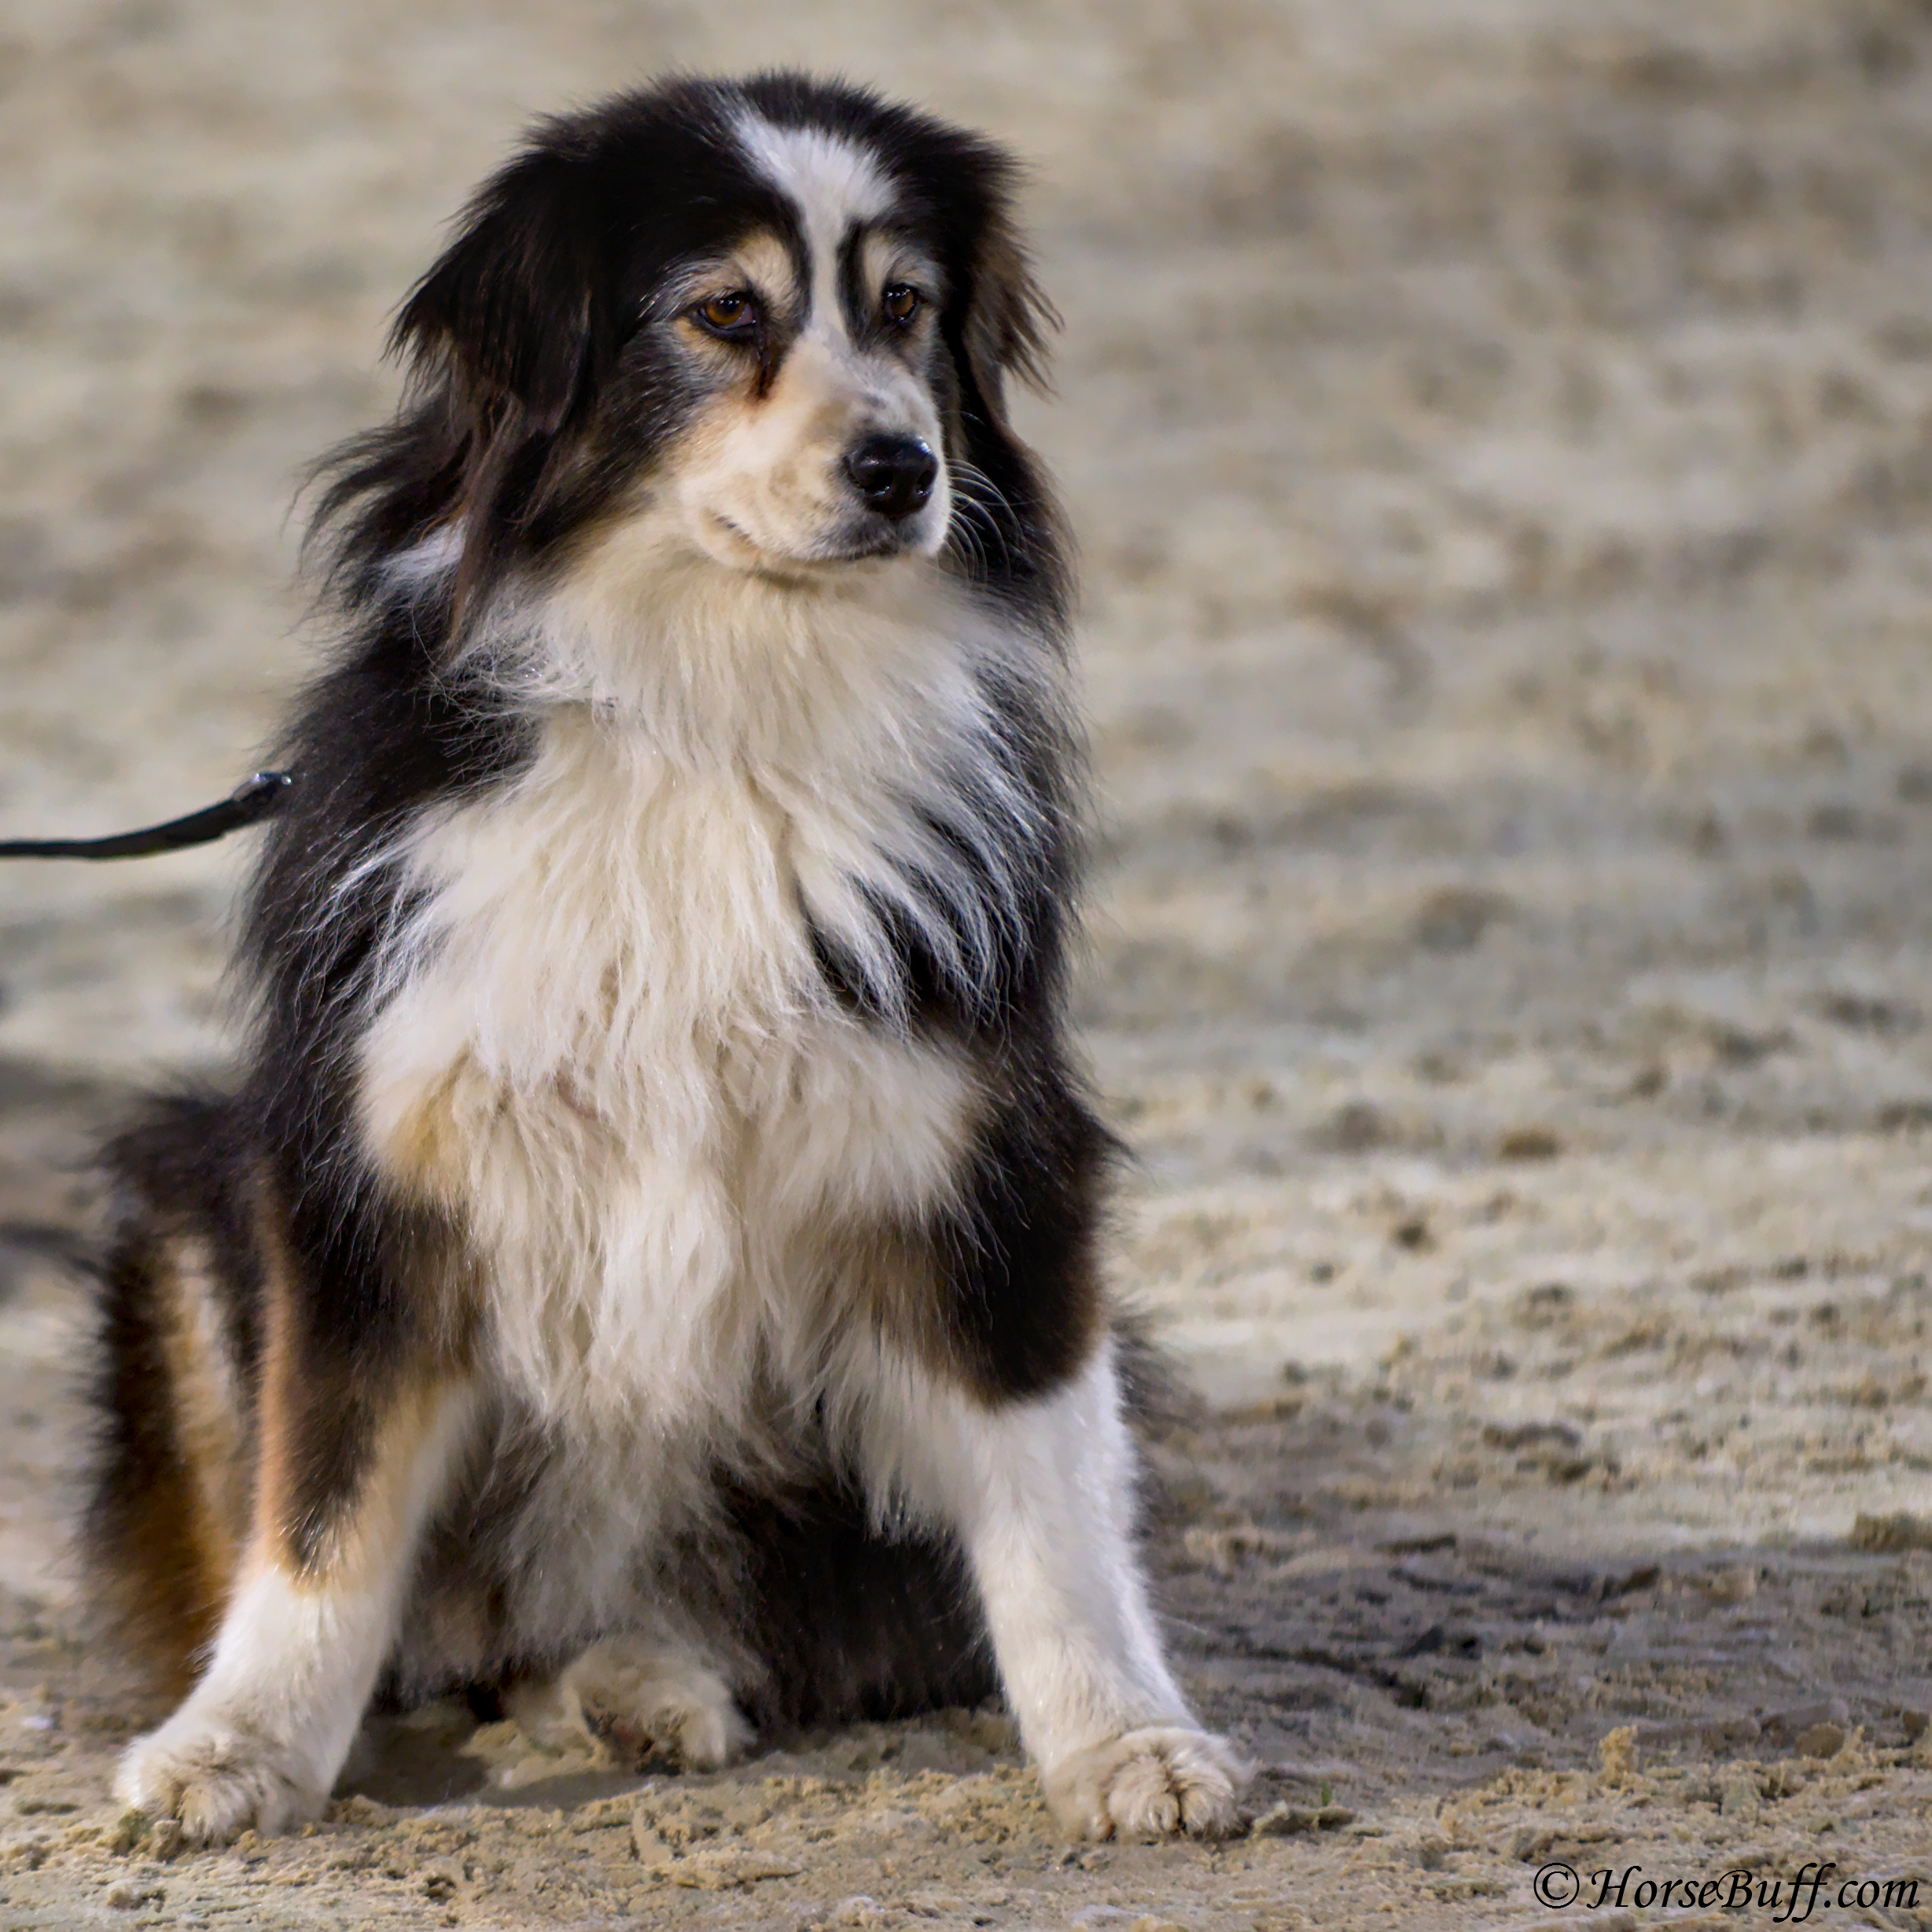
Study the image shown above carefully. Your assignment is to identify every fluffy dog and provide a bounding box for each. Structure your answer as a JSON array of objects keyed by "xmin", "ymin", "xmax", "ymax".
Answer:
[{"xmin": 86, "ymin": 72, "xmax": 1248, "ymax": 1846}]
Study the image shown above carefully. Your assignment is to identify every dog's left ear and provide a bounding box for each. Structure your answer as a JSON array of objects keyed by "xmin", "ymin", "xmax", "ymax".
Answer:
[
  {"xmin": 392, "ymin": 143, "xmax": 602, "ymax": 437},
  {"xmin": 958, "ymin": 214, "xmax": 1058, "ymax": 423}
]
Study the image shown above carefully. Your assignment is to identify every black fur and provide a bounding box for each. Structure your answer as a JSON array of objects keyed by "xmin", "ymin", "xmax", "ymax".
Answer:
[
  {"xmin": 313, "ymin": 73, "xmax": 1067, "ymax": 624},
  {"xmin": 89, "ymin": 72, "xmax": 1115, "ymax": 1742},
  {"xmin": 725, "ymin": 1483, "xmax": 997, "ymax": 1731}
]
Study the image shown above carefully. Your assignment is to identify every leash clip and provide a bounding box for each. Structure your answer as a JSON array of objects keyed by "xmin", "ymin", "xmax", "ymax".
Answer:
[{"xmin": 0, "ymin": 770, "xmax": 296, "ymax": 861}]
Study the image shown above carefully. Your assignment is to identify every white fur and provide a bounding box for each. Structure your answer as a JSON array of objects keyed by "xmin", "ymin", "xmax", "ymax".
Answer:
[
  {"xmin": 329, "ymin": 417, "xmax": 1239, "ymax": 1834},
  {"xmin": 732, "ymin": 114, "xmax": 895, "ymax": 300},
  {"xmin": 506, "ymin": 1633, "xmax": 750, "ymax": 1772},
  {"xmin": 349, "ymin": 557, "xmax": 1054, "ymax": 1639},
  {"xmin": 116, "ymin": 1384, "xmax": 478, "ymax": 1842},
  {"xmin": 120, "ymin": 92, "xmax": 1246, "ymax": 1853},
  {"xmin": 856, "ymin": 1337, "xmax": 1245, "ymax": 1837},
  {"xmin": 641, "ymin": 110, "xmax": 953, "ymax": 570},
  {"xmin": 380, "ymin": 524, "xmax": 463, "ymax": 594}
]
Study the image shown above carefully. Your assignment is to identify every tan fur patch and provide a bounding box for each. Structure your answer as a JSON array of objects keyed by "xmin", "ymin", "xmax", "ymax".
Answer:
[
  {"xmin": 248, "ymin": 1171, "xmax": 474, "ymax": 1587},
  {"xmin": 366, "ymin": 1065, "xmax": 471, "ymax": 1205},
  {"xmin": 155, "ymin": 1235, "xmax": 248, "ymax": 1595},
  {"xmin": 277, "ymin": 1377, "xmax": 471, "ymax": 1589},
  {"xmin": 248, "ymin": 1191, "xmax": 300, "ymax": 1573},
  {"xmin": 576, "ymin": 201, "xmax": 949, "ymax": 575},
  {"xmin": 95, "ymin": 1229, "xmax": 248, "ymax": 1695},
  {"xmin": 694, "ymin": 229, "xmax": 800, "ymax": 329}
]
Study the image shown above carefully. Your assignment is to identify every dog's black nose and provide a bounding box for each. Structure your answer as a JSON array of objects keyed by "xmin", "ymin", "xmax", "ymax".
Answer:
[{"xmin": 845, "ymin": 436, "xmax": 938, "ymax": 521}]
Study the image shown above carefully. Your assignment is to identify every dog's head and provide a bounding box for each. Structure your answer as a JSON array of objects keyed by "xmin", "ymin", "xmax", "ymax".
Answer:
[{"xmin": 355, "ymin": 74, "xmax": 1059, "ymax": 615}]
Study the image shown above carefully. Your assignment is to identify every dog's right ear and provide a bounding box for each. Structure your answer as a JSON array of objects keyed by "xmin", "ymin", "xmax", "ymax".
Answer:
[{"xmin": 392, "ymin": 143, "xmax": 600, "ymax": 438}]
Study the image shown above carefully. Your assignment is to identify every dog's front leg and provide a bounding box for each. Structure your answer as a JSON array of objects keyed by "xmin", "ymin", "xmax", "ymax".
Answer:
[
  {"xmin": 116, "ymin": 1338, "xmax": 476, "ymax": 1846},
  {"xmin": 887, "ymin": 1338, "xmax": 1249, "ymax": 1840}
]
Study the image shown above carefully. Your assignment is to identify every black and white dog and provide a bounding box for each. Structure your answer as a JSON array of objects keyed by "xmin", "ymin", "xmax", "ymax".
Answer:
[{"xmin": 87, "ymin": 72, "xmax": 1246, "ymax": 1846}]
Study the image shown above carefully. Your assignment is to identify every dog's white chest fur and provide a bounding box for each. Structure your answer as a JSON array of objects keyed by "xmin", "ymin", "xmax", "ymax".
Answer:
[{"xmin": 353, "ymin": 574, "xmax": 1012, "ymax": 1429}]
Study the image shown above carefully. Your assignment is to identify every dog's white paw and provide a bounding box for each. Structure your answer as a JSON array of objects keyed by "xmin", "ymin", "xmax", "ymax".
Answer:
[
  {"xmin": 508, "ymin": 1636, "xmax": 751, "ymax": 1772},
  {"xmin": 1042, "ymin": 1725, "xmax": 1251, "ymax": 1841},
  {"xmin": 116, "ymin": 1715, "xmax": 326, "ymax": 1846}
]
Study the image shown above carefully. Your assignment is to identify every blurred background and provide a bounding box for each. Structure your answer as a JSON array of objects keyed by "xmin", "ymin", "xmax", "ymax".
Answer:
[
  {"xmin": 3, "ymin": 0, "xmax": 1932, "ymax": 1576},
  {"xmin": 1, "ymin": 6, "xmax": 1931, "ymax": 1907}
]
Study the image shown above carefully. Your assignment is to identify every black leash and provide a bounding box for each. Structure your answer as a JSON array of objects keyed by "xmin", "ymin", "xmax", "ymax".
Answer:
[{"xmin": 0, "ymin": 770, "xmax": 295, "ymax": 861}]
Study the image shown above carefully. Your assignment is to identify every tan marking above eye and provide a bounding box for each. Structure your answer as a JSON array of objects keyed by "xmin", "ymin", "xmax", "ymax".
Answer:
[{"xmin": 881, "ymin": 283, "xmax": 920, "ymax": 326}]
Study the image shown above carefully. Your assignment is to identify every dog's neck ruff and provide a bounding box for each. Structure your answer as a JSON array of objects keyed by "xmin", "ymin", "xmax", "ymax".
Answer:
[
  {"xmin": 474, "ymin": 539, "xmax": 1003, "ymax": 745},
  {"xmin": 352, "ymin": 549, "xmax": 1049, "ymax": 1431},
  {"xmin": 398, "ymin": 541, "xmax": 1057, "ymax": 1019}
]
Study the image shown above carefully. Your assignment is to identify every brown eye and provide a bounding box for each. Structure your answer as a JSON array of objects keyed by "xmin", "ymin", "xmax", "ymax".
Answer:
[
  {"xmin": 695, "ymin": 291, "xmax": 756, "ymax": 335},
  {"xmin": 881, "ymin": 283, "xmax": 920, "ymax": 326}
]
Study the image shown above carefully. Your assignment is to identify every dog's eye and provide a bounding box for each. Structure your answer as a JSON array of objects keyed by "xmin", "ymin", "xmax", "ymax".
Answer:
[
  {"xmin": 881, "ymin": 284, "xmax": 921, "ymax": 326},
  {"xmin": 694, "ymin": 291, "xmax": 759, "ymax": 337}
]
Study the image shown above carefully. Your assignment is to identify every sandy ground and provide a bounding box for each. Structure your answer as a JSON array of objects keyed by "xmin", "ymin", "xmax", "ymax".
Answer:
[{"xmin": 2, "ymin": 0, "xmax": 1932, "ymax": 1924}]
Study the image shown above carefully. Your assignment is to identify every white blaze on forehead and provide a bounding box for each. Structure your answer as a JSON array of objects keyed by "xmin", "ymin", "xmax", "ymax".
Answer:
[{"xmin": 733, "ymin": 113, "xmax": 896, "ymax": 340}]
